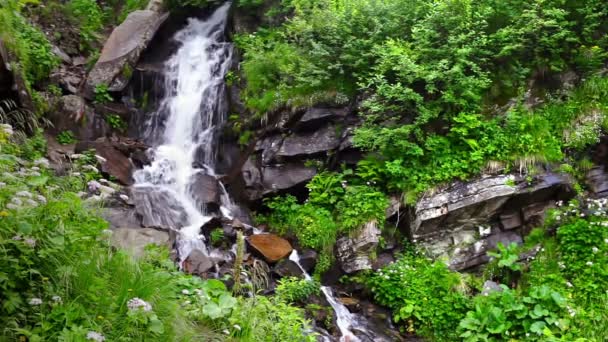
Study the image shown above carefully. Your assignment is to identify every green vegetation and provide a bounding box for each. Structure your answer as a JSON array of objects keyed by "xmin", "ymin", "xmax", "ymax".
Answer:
[
  {"xmin": 94, "ymin": 84, "xmax": 114, "ymax": 104},
  {"xmin": 66, "ymin": 0, "xmax": 104, "ymax": 50},
  {"xmin": 56, "ymin": 130, "xmax": 77, "ymax": 145},
  {"xmin": 0, "ymin": 128, "xmax": 315, "ymax": 341},
  {"xmin": 106, "ymin": 114, "xmax": 127, "ymax": 132},
  {"xmin": 275, "ymin": 277, "xmax": 320, "ymax": 303}
]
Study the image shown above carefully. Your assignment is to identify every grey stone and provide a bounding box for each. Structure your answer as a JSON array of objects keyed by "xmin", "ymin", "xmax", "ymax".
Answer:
[
  {"xmin": 336, "ymin": 221, "xmax": 381, "ymax": 273},
  {"xmin": 132, "ymin": 185, "xmax": 189, "ymax": 229},
  {"xmin": 188, "ymin": 172, "xmax": 220, "ymax": 211},
  {"xmin": 52, "ymin": 45, "xmax": 71, "ymax": 64},
  {"xmin": 111, "ymin": 227, "xmax": 171, "ymax": 258},
  {"xmin": 273, "ymin": 259, "xmax": 304, "ymax": 278},
  {"xmin": 85, "ymin": 10, "xmax": 168, "ymax": 97},
  {"xmin": 277, "ymin": 124, "xmax": 341, "ymax": 158},
  {"xmin": 183, "ymin": 250, "xmax": 215, "ymax": 275},
  {"xmin": 500, "ymin": 211, "xmax": 522, "ymax": 230}
]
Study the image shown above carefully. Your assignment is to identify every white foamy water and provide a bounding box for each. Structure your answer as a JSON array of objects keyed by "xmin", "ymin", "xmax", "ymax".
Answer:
[
  {"xmin": 289, "ymin": 250, "xmax": 361, "ymax": 342},
  {"xmin": 133, "ymin": 3, "xmax": 233, "ymax": 262}
]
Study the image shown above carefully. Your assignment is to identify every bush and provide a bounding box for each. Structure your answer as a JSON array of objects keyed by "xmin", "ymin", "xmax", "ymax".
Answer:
[
  {"xmin": 365, "ymin": 250, "xmax": 470, "ymax": 340},
  {"xmin": 67, "ymin": 0, "xmax": 103, "ymax": 50},
  {"xmin": 56, "ymin": 130, "xmax": 76, "ymax": 145},
  {"xmin": 276, "ymin": 277, "xmax": 320, "ymax": 303}
]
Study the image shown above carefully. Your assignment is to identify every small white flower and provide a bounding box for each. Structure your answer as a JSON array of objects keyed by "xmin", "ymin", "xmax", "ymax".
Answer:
[
  {"xmin": 604, "ymin": 238, "xmax": 608, "ymax": 244},
  {"xmin": 566, "ymin": 281, "xmax": 573, "ymax": 288},
  {"xmin": 12, "ymin": 235, "xmax": 22, "ymax": 241},
  {"xmin": 193, "ymin": 289, "xmax": 203, "ymax": 295},
  {"xmin": 233, "ymin": 324, "xmax": 241, "ymax": 331},
  {"xmin": 25, "ymin": 238, "xmax": 36, "ymax": 247},
  {"xmin": 181, "ymin": 289, "xmax": 190, "ymax": 295},
  {"xmin": 184, "ymin": 300, "xmax": 191, "ymax": 305},
  {"xmin": 16, "ymin": 191, "xmax": 32, "ymax": 198},
  {"xmin": 29, "ymin": 298, "xmax": 42, "ymax": 305},
  {"xmin": 223, "ymin": 329, "xmax": 230, "ymax": 335},
  {"xmin": 119, "ymin": 194, "xmax": 129, "ymax": 202},
  {"xmin": 592, "ymin": 247, "xmax": 599, "ymax": 254},
  {"xmin": 86, "ymin": 331, "xmax": 105, "ymax": 341},
  {"xmin": 52, "ymin": 295, "xmax": 62, "ymax": 303},
  {"xmin": 586, "ymin": 261, "xmax": 593, "ymax": 266},
  {"xmin": 127, "ymin": 298, "xmax": 152, "ymax": 312}
]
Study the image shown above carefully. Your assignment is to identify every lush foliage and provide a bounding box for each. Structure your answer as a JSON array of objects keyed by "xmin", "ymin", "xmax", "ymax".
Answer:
[
  {"xmin": 106, "ymin": 114, "xmax": 127, "ymax": 132},
  {"xmin": 56, "ymin": 130, "xmax": 77, "ymax": 145},
  {"xmin": 66, "ymin": 0, "xmax": 104, "ymax": 50},
  {"xmin": 365, "ymin": 249, "xmax": 471, "ymax": 340},
  {"xmin": 0, "ymin": 0, "xmax": 59, "ymax": 88},
  {"xmin": 275, "ymin": 277, "xmax": 320, "ymax": 303},
  {"xmin": 0, "ymin": 128, "xmax": 314, "ymax": 341}
]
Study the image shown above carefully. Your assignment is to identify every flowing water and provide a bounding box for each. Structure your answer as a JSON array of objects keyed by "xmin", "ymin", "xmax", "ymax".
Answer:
[
  {"xmin": 290, "ymin": 250, "xmax": 361, "ymax": 342},
  {"xmin": 132, "ymin": 3, "xmax": 233, "ymax": 262}
]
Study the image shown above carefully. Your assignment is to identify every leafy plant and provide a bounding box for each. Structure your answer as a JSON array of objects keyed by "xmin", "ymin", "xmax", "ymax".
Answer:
[
  {"xmin": 94, "ymin": 84, "xmax": 113, "ymax": 104},
  {"xmin": 105, "ymin": 114, "xmax": 127, "ymax": 132},
  {"xmin": 276, "ymin": 277, "xmax": 320, "ymax": 303},
  {"xmin": 488, "ymin": 242, "xmax": 522, "ymax": 272},
  {"xmin": 56, "ymin": 130, "xmax": 76, "ymax": 145}
]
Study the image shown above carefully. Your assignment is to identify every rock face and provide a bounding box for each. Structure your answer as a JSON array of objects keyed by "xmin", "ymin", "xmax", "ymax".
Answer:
[
  {"xmin": 0, "ymin": 39, "xmax": 33, "ymax": 111},
  {"xmin": 401, "ymin": 173, "xmax": 575, "ymax": 270},
  {"xmin": 111, "ymin": 227, "xmax": 172, "ymax": 258},
  {"xmin": 85, "ymin": 9, "xmax": 168, "ymax": 97},
  {"xmin": 336, "ymin": 221, "xmax": 381, "ymax": 273},
  {"xmin": 48, "ymin": 95, "xmax": 90, "ymax": 134},
  {"xmin": 131, "ymin": 185, "xmax": 189, "ymax": 229},
  {"xmin": 240, "ymin": 106, "xmax": 360, "ymax": 201},
  {"xmin": 76, "ymin": 138, "xmax": 148, "ymax": 185},
  {"xmin": 188, "ymin": 172, "xmax": 220, "ymax": 212},
  {"xmin": 247, "ymin": 234, "xmax": 293, "ymax": 263}
]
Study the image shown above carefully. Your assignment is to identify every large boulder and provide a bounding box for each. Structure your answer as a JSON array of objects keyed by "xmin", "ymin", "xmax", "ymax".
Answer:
[
  {"xmin": 276, "ymin": 124, "xmax": 342, "ymax": 158},
  {"xmin": 131, "ymin": 185, "xmax": 189, "ymax": 229},
  {"xmin": 405, "ymin": 173, "xmax": 575, "ymax": 270},
  {"xmin": 183, "ymin": 250, "xmax": 215, "ymax": 275},
  {"xmin": 242, "ymin": 159, "xmax": 317, "ymax": 201},
  {"xmin": 85, "ymin": 9, "xmax": 168, "ymax": 97},
  {"xmin": 110, "ymin": 227, "xmax": 172, "ymax": 258},
  {"xmin": 336, "ymin": 221, "xmax": 381, "ymax": 274},
  {"xmin": 188, "ymin": 172, "xmax": 220, "ymax": 212},
  {"xmin": 76, "ymin": 139, "xmax": 149, "ymax": 185},
  {"xmin": 247, "ymin": 234, "xmax": 293, "ymax": 263}
]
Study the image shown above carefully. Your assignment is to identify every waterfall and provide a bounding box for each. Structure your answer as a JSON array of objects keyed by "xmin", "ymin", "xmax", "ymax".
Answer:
[
  {"xmin": 289, "ymin": 251, "xmax": 361, "ymax": 342},
  {"xmin": 132, "ymin": 3, "xmax": 233, "ymax": 262}
]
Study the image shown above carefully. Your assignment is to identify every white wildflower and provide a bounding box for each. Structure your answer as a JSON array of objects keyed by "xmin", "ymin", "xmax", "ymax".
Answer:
[
  {"xmin": 566, "ymin": 281, "xmax": 573, "ymax": 288},
  {"xmin": 88, "ymin": 180, "xmax": 101, "ymax": 192},
  {"xmin": 86, "ymin": 331, "xmax": 105, "ymax": 342},
  {"xmin": 36, "ymin": 195, "xmax": 47, "ymax": 204},
  {"xmin": 223, "ymin": 329, "xmax": 230, "ymax": 335},
  {"xmin": 12, "ymin": 235, "xmax": 22, "ymax": 241},
  {"xmin": 25, "ymin": 238, "xmax": 36, "ymax": 247},
  {"xmin": 119, "ymin": 194, "xmax": 129, "ymax": 202},
  {"xmin": 592, "ymin": 247, "xmax": 599, "ymax": 254},
  {"xmin": 6, "ymin": 203, "xmax": 19, "ymax": 210},
  {"xmin": 233, "ymin": 324, "xmax": 241, "ymax": 331},
  {"xmin": 28, "ymin": 298, "xmax": 42, "ymax": 305},
  {"xmin": 127, "ymin": 298, "xmax": 152, "ymax": 312},
  {"xmin": 11, "ymin": 197, "xmax": 22, "ymax": 206},
  {"xmin": 25, "ymin": 199, "xmax": 38, "ymax": 207},
  {"xmin": 605, "ymin": 238, "xmax": 608, "ymax": 244},
  {"xmin": 52, "ymin": 295, "xmax": 62, "ymax": 303},
  {"xmin": 181, "ymin": 289, "xmax": 190, "ymax": 295},
  {"xmin": 16, "ymin": 191, "xmax": 32, "ymax": 198},
  {"xmin": 586, "ymin": 261, "xmax": 593, "ymax": 266}
]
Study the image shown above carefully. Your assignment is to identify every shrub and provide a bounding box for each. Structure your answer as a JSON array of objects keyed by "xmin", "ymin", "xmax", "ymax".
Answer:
[
  {"xmin": 365, "ymin": 250, "xmax": 470, "ymax": 340},
  {"xmin": 459, "ymin": 285, "xmax": 569, "ymax": 341},
  {"xmin": 276, "ymin": 277, "xmax": 320, "ymax": 303},
  {"xmin": 94, "ymin": 84, "xmax": 113, "ymax": 104},
  {"xmin": 105, "ymin": 114, "xmax": 127, "ymax": 132},
  {"xmin": 336, "ymin": 185, "xmax": 388, "ymax": 232},
  {"xmin": 67, "ymin": 0, "xmax": 103, "ymax": 50}
]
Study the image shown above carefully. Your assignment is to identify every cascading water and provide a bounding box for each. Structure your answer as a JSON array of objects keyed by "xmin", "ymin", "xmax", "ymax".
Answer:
[
  {"xmin": 132, "ymin": 2, "xmax": 233, "ymax": 262},
  {"xmin": 290, "ymin": 250, "xmax": 361, "ymax": 342}
]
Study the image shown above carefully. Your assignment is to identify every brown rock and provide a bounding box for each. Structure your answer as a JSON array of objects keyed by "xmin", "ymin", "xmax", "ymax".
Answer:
[{"xmin": 247, "ymin": 234, "xmax": 292, "ymax": 263}]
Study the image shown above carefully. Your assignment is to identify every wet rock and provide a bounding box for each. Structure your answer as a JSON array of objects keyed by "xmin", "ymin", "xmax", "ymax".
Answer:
[
  {"xmin": 336, "ymin": 221, "xmax": 381, "ymax": 274},
  {"xmin": 273, "ymin": 259, "xmax": 304, "ymax": 278},
  {"xmin": 183, "ymin": 250, "xmax": 215, "ymax": 275},
  {"xmin": 76, "ymin": 139, "xmax": 149, "ymax": 185},
  {"xmin": 299, "ymin": 249, "xmax": 318, "ymax": 273},
  {"xmin": 85, "ymin": 9, "xmax": 169, "ymax": 97},
  {"xmin": 200, "ymin": 216, "xmax": 222, "ymax": 235},
  {"xmin": 188, "ymin": 172, "xmax": 220, "ymax": 211},
  {"xmin": 247, "ymin": 234, "xmax": 293, "ymax": 263},
  {"xmin": 500, "ymin": 211, "xmax": 522, "ymax": 230},
  {"xmin": 338, "ymin": 297, "xmax": 361, "ymax": 312},
  {"xmin": 111, "ymin": 227, "xmax": 172, "ymax": 258},
  {"xmin": 131, "ymin": 185, "xmax": 189, "ymax": 229}
]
